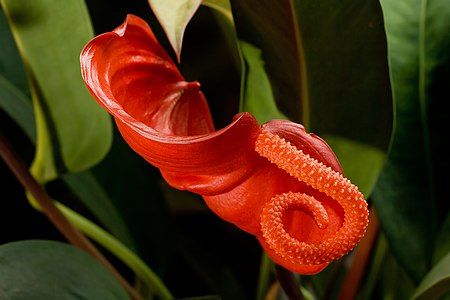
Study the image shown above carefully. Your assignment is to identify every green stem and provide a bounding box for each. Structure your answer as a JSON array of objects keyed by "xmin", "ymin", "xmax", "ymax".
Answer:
[
  {"xmin": 256, "ymin": 253, "xmax": 273, "ymax": 300},
  {"xmin": 55, "ymin": 203, "xmax": 174, "ymax": 300}
]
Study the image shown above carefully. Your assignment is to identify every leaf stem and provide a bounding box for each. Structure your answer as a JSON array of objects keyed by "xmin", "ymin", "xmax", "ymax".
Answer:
[
  {"xmin": 256, "ymin": 253, "xmax": 273, "ymax": 300},
  {"xmin": 0, "ymin": 131, "xmax": 142, "ymax": 300},
  {"xmin": 56, "ymin": 203, "xmax": 174, "ymax": 300},
  {"xmin": 275, "ymin": 264, "xmax": 304, "ymax": 300}
]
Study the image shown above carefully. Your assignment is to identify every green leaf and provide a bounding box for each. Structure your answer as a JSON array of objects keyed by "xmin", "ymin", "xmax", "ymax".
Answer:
[
  {"xmin": 372, "ymin": 0, "xmax": 450, "ymax": 282},
  {"xmin": 230, "ymin": 1, "xmax": 392, "ymax": 195},
  {"xmin": 379, "ymin": 253, "xmax": 415, "ymax": 300},
  {"xmin": 63, "ymin": 171, "xmax": 136, "ymax": 250},
  {"xmin": 179, "ymin": 236, "xmax": 246, "ymax": 300},
  {"xmin": 202, "ymin": 0, "xmax": 233, "ymax": 22},
  {"xmin": 413, "ymin": 252, "xmax": 450, "ymax": 299},
  {"xmin": 0, "ymin": 240, "xmax": 128, "ymax": 299},
  {"xmin": 0, "ymin": 7, "xmax": 34, "ymax": 140},
  {"xmin": 323, "ymin": 135, "xmax": 386, "ymax": 197},
  {"xmin": 92, "ymin": 130, "xmax": 174, "ymax": 274},
  {"xmin": 1, "ymin": 0, "xmax": 112, "ymax": 180},
  {"xmin": 149, "ymin": 0, "xmax": 202, "ymax": 60},
  {"xmin": 240, "ymin": 41, "xmax": 286, "ymax": 124},
  {"xmin": 434, "ymin": 213, "xmax": 450, "ymax": 264},
  {"xmin": 229, "ymin": 1, "xmax": 306, "ymax": 125}
]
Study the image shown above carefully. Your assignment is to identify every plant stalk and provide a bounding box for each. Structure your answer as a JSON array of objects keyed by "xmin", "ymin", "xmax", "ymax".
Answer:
[
  {"xmin": 275, "ymin": 264, "xmax": 304, "ymax": 300},
  {"xmin": 0, "ymin": 131, "xmax": 143, "ymax": 300}
]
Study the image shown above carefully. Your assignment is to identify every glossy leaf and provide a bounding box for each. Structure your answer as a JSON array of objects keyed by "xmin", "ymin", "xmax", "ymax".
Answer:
[
  {"xmin": 413, "ymin": 252, "xmax": 450, "ymax": 299},
  {"xmin": 240, "ymin": 41, "xmax": 286, "ymax": 124},
  {"xmin": 230, "ymin": 0, "xmax": 392, "ymax": 196},
  {"xmin": 0, "ymin": 8, "xmax": 34, "ymax": 140},
  {"xmin": 148, "ymin": 0, "xmax": 202, "ymax": 60},
  {"xmin": 0, "ymin": 240, "xmax": 128, "ymax": 299},
  {"xmin": 373, "ymin": 0, "xmax": 450, "ymax": 282},
  {"xmin": 1, "ymin": 0, "xmax": 112, "ymax": 179},
  {"xmin": 63, "ymin": 171, "xmax": 136, "ymax": 250}
]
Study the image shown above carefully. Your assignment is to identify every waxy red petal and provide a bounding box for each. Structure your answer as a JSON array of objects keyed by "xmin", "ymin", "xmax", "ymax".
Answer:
[{"xmin": 80, "ymin": 15, "xmax": 368, "ymax": 274}]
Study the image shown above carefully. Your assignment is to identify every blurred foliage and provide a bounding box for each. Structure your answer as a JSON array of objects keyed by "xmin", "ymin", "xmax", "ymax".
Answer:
[
  {"xmin": 373, "ymin": 0, "xmax": 450, "ymax": 285},
  {"xmin": 0, "ymin": 0, "xmax": 449, "ymax": 299}
]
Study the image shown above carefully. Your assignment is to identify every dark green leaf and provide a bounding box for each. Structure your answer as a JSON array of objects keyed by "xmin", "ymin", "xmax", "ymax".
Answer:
[
  {"xmin": 434, "ymin": 213, "xmax": 450, "ymax": 264},
  {"xmin": 413, "ymin": 252, "xmax": 450, "ymax": 299},
  {"xmin": 92, "ymin": 129, "xmax": 174, "ymax": 273},
  {"xmin": 178, "ymin": 296, "xmax": 221, "ymax": 300},
  {"xmin": 178, "ymin": 236, "xmax": 246, "ymax": 300},
  {"xmin": 63, "ymin": 171, "xmax": 136, "ymax": 250},
  {"xmin": 230, "ymin": 0, "xmax": 392, "ymax": 195},
  {"xmin": 1, "ymin": 0, "xmax": 112, "ymax": 180},
  {"xmin": 0, "ymin": 240, "xmax": 128, "ymax": 299},
  {"xmin": 378, "ymin": 253, "xmax": 415, "ymax": 299},
  {"xmin": 0, "ymin": 7, "xmax": 34, "ymax": 140},
  {"xmin": 373, "ymin": 0, "xmax": 450, "ymax": 282}
]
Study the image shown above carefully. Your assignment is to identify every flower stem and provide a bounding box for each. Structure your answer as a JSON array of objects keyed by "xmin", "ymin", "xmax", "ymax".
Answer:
[
  {"xmin": 56, "ymin": 203, "xmax": 174, "ymax": 300},
  {"xmin": 256, "ymin": 253, "xmax": 273, "ymax": 300},
  {"xmin": 275, "ymin": 264, "xmax": 304, "ymax": 300},
  {"xmin": 0, "ymin": 131, "xmax": 142, "ymax": 300}
]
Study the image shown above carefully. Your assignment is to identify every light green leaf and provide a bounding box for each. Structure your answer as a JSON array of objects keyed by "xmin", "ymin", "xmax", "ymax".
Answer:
[
  {"xmin": 373, "ymin": 0, "xmax": 450, "ymax": 282},
  {"xmin": 1, "ymin": 0, "xmax": 112, "ymax": 180},
  {"xmin": 413, "ymin": 252, "xmax": 450, "ymax": 299},
  {"xmin": 240, "ymin": 41, "xmax": 286, "ymax": 124},
  {"xmin": 149, "ymin": 0, "xmax": 202, "ymax": 60},
  {"xmin": 0, "ymin": 240, "xmax": 128, "ymax": 299}
]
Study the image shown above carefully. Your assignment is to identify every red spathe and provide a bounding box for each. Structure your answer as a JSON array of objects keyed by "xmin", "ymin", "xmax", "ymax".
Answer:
[{"xmin": 80, "ymin": 14, "xmax": 368, "ymax": 274}]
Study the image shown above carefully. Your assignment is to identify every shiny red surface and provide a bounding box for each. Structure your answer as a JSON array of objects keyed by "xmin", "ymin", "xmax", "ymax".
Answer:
[{"xmin": 81, "ymin": 15, "xmax": 367, "ymax": 274}]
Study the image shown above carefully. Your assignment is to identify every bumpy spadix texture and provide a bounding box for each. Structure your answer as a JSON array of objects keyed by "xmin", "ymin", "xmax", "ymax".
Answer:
[
  {"xmin": 257, "ymin": 131, "xmax": 369, "ymax": 266},
  {"xmin": 80, "ymin": 14, "xmax": 369, "ymax": 274}
]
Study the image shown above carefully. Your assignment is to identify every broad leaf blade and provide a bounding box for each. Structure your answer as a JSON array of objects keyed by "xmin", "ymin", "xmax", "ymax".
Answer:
[
  {"xmin": 373, "ymin": 0, "xmax": 450, "ymax": 282},
  {"xmin": 230, "ymin": 0, "xmax": 306, "ymax": 124},
  {"xmin": 149, "ymin": 0, "xmax": 202, "ymax": 60},
  {"xmin": 230, "ymin": 0, "xmax": 392, "ymax": 196},
  {"xmin": 0, "ymin": 240, "xmax": 128, "ymax": 299},
  {"xmin": 1, "ymin": 0, "xmax": 112, "ymax": 178},
  {"xmin": 413, "ymin": 252, "xmax": 450, "ymax": 299}
]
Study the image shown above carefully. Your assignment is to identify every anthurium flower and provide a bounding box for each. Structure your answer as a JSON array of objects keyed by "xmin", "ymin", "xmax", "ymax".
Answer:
[{"xmin": 80, "ymin": 15, "xmax": 369, "ymax": 274}]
